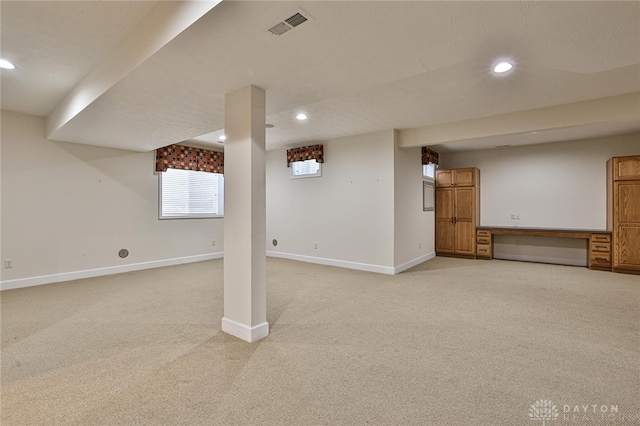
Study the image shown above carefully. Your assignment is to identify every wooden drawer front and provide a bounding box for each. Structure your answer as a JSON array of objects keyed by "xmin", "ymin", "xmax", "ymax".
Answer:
[
  {"xmin": 590, "ymin": 252, "xmax": 611, "ymax": 265},
  {"xmin": 477, "ymin": 230, "xmax": 491, "ymax": 237},
  {"xmin": 591, "ymin": 242, "xmax": 611, "ymax": 253},
  {"xmin": 477, "ymin": 244, "xmax": 491, "ymax": 258},
  {"xmin": 477, "ymin": 236, "xmax": 491, "ymax": 245},
  {"xmin": 590, "ymin": 234, "xmax": 611, "ymax": 243}
]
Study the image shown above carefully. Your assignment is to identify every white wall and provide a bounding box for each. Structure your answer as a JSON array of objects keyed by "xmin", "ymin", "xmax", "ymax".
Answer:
[
  {"xmin": 266, "ymin": 130, "xmax": 396, "ymax": 273},
  {"xmin": 393, "ymin": 133, "xmax": 435, "ymax": 269},
  {"xmin": 441, "ymin": 133, "xmax": 639, "ymax": 229},
  {"xmin": 1, "ymin": 111, "xmax": 224, "ymax": 289},
  {"xmin": 441, "ymin": 133, "xmax": 640, "ymax": 265},
  {"xmin": 265, "ymin": 129, "xmax": 436, "ymax": 274}
]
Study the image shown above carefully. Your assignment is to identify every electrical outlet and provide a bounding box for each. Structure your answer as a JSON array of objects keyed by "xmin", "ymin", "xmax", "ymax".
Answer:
[
  {"xmin": 314, "ymin": 242, "xmax": 318, "ymax": 249},
  {"xmin": 212, "ymin": 240, "xmax": 216, "ymax": 246},
  {"xmin": 4, "ymin": 259, "xmax": 14, "ymax": 269}
]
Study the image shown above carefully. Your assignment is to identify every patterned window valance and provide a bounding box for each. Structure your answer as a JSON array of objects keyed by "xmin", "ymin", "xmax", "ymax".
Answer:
[
  {"xmin": 155, "ymin": 144, "xmax": 224, "ymax": 174},
  {"xmin": 287, "ymin": 144, "xmax": 324, "ymax": 167},
  {"xmin": 422, "ymin": 147, "xmax": 439, "ymax": 166}
]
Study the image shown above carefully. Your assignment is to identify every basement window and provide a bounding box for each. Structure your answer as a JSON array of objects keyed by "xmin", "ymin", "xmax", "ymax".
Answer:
[
  {"xmin": 291, "ymin": 159, "xmax": 322, "ymax": 179},
  {"xmin": 159, "ymin": 168, "xmax": 224, "ymax": 218},
  {"xmin": 423, "ymin": 163, "xmax": 437, "ymax": 180}
]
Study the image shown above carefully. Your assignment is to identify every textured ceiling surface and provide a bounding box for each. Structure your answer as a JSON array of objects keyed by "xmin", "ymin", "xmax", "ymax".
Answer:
[
  {"xmin": 431, "ymin": 120, "xmax": 640, "ymax": 153},
  {"xmin": 0, "ymin": 1, "xmax": 158, "ymax": 117},
  {"xmin": 1, "ymin": 1, "xmax": 639, "ymax": 152}
]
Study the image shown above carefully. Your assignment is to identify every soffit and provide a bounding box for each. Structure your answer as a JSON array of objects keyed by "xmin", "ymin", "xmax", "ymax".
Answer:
[{"xmin": 1, "ymin": 1, "xmax": 639, "ymax": 152}]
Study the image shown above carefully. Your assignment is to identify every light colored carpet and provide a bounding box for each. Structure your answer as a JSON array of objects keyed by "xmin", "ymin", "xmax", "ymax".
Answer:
[{"xmin": 1, "ymin": 257, "xmax": 639, "ymax": 425}]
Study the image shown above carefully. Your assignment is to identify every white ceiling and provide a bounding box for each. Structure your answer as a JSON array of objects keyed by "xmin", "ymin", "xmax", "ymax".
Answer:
[
  {"xmin": 1, "ymin": 1, "xmax": 639, "ymax": 153},
  {"xmin": 0, "ymin": 0, "xmax": 158, "ymax": 117}
]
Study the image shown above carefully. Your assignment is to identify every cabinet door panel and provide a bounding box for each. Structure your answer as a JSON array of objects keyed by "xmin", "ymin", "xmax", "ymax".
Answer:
[
  {"xmin": 616, "ymin": 226, "xmax": 640, "ymax": 270},
  {"xmin": 616, "ymin": 183, "xmax": 640, "ymax": 224},
  {"xmin": 436, "ymin": 189, "xmax": 454, "ymax": 220},
  {"xmin": 455, "ymin": 188, "xmax": 475, "ymax": 221},
  {"xmin": 436, "ymin": 222, "xmax": 455, "ymax": 253},
  {"xmin": 454, "ymin": 168, "xmax": 476, "ymax": 187},
  {"xmin": 455, "ymin": 221, "xmax": 475, "ymax": 255},
  {"xmin": 436, "ymin": 170, "xmax": 453, "ymax": 187},
  {"xmin": 455, "ymin": 188, "xmax": 476, "ymax": 256},
  {"xmin": 614, "ymin": 157, "xmax": 640, "ymax": 181},
  {"xmin": 435, "ymin": 188, "xmax": 455, "ymax": 253}
]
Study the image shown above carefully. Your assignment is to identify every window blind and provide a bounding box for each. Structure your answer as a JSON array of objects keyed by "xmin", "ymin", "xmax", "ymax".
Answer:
[
  {"xmin": 292, "ymin": 159, "xmax": 321, "ymax": 176},
  {"xmin": 160, "ymin": 168, "xmax": 224, "ymax": 218}
]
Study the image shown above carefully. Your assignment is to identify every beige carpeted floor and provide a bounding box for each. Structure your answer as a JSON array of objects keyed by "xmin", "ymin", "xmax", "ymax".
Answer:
[{"xmin": 1, "ymin": 257, "xmax": 639, "ymax": 425}]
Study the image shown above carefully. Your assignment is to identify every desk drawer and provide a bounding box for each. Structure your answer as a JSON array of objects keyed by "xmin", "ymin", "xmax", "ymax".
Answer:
[
  {"xmin": 476, "ymin": 244, "xmax": 492, "ymax": 258},
  {"xmin": 591, "ymin": 242, "xmax": 611, "ymax": 253},
  {"xmin": 591, "ymin": 234, "xmax": 611, "ymax": 243},
  {"xmin": 477, "ymin": 230, "xmax": 491, "ymax": 237},
  {"xmin": 477, "ymin": 236, "xmax": 491, "ymax": 245},
  {"xmin": 590, "ymin": 252, "xmax": 611, "ymax": 266}
]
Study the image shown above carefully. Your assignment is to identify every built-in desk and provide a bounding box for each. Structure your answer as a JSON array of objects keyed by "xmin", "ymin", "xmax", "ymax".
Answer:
[{"xmin": 476, "ymin": 227, "xmax": 612, "ymax": 271}]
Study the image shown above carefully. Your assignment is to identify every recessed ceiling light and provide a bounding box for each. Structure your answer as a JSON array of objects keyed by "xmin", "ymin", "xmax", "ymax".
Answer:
[
  {"xmin": 218, "ymin": 135, "xmax": 226, "ymax": 142},
  {"xmin": 296, "ymin": 113, "xmax": 308, "ymax": 121},
  {"xmin": 0, "ymin": 58, "xmax": 16, "ymax": 70},
  {"xmin": 493, "ymin": 61, "xmax": 513, "ymax": 73}
]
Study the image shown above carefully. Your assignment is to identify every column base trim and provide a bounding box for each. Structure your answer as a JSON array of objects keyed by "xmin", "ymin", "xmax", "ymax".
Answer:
[
  {"xmin": 393, "ymin": 252, "xmax": 436, "ymax": 274},
  {"xmin": 266, "ymin": 251, "xmax": 395, "ymax": 275},
  {"xmin": 221, "ymin": 317, "xmax": 269, "ymax": 342}
]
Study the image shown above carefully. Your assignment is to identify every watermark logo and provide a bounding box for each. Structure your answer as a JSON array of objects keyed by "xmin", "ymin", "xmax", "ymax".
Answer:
[
  {"xmin": 529, "ymin": 399, "xmax": 559, "ymax": 425},
  {"xmin": 528, "ymin": 400, "xmax": 636, "ymax": 423}
]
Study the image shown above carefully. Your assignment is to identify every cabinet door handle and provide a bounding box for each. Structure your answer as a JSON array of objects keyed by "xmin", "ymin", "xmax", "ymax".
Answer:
[
  {"xmin": 595, "ymin": 245, "xmax": 607, "ymax": 250},
  {"xmin": 595, "ymin": 257, "xmax": 608, "ymax": 262}
]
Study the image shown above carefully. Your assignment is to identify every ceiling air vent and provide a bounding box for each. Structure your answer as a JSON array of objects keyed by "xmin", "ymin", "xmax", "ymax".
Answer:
[
  {"xmin": 268, "ymin": 22, "xmax": 291, "ymax": 36},
  {"xmin": 285, "ymin": 13, "xmax": 307, "ymax": 28},
  {"xmin": 268, "ymin": 11, "xmax": 309, "ymax": 36}
]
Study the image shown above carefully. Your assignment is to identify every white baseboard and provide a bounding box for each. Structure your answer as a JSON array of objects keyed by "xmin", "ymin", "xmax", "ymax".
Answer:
[
  {"xmin": 266, "ymin": 251, "xmax": 437, "ymax": 275},
  {"xmin": 221, "ymin": 317, "xmax": 269, "ymax": 342},
  {"xmin": 393, "ymin": 252, "xmax": 436, "ymax": 274},
  {"xmin": 0, "ymin": 252, "xmax": 224, "ymax": 291},
  {"xmin": 494, "ymin": 253, "xmax": 586, "ymax": 267},
  {"xmin": 267, "ymin": 250, "xmax": 396, "ymax": 275},
  {"xmin": 2, "ymin": 250, "xmax": 438, "ymax": 291}
]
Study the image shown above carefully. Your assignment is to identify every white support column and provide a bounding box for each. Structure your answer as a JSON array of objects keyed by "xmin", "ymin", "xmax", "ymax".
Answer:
[{"xmin": 221, "ymin": 85, "xmax": 268, "ymax": 342}]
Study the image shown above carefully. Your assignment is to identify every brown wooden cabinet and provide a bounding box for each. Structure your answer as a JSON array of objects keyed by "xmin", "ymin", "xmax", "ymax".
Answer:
[
  {"xmin": 435, "ymin": 168, "xmax": 479, "ymax": 258},
  {"xmin": 589, "ymin": 233, "xmax": 612, "ymax": 271},
  {"xmin": 476, "ymin": 229, "xmax": 492, "ymax": 259},
  {"xmin": 608, "ymin": 155, "xmax": 640, "ymax": 274}
]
